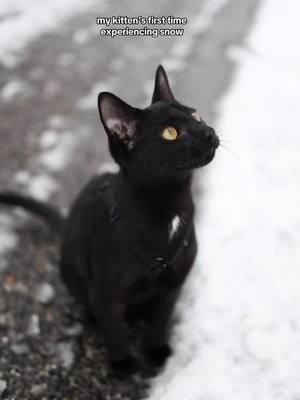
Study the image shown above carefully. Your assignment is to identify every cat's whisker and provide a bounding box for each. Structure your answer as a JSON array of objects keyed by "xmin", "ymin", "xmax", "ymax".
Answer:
[
  {"xmin": 219, "ymin": 137, "xmax": 232, "ymax": 144},
  {"xmin": 219, "ymin": 143, "xmax": 240, "ymax": 161},
  {"xmin": 217, "ymin": 132, "xmax": 234, "ymax": 140}
]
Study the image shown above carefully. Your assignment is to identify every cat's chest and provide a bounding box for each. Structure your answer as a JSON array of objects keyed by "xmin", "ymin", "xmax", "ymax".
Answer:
[{"xmin": 123, "ymin": 208, "xmax": 186, "ymax": 254}]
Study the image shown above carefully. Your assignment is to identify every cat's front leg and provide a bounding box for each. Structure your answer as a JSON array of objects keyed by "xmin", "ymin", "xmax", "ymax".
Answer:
[
  {"xmin": 143, "ymin": 289, "xmax": 179, "ymax": 367},
  {"xmin": 89, "ymin": 290, "xmax": 137, "ymax": 372}
]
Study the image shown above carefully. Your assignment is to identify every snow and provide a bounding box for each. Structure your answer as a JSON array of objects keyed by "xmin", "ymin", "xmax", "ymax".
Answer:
[
  {"xmin": 72, "ymin": 28, "xmax": 91, "ymax": 45},
  {"xmin": 161, "ymin": 0, "xmax": 229, "ymax": 73},
  {"xmin": 63, "ymin": 323, "xmax": 83, "ymax": 337},
  {"xmin": 0, "ymin": 380, "xmax": 7, "ymax": 395},
  {"xmin": 38, "ymin": 131, "xmax": 75, "ymax": 172},
  {"xmin": 0, "ymin": 0, "xmax": 96, "ymax": 271},
  {"xmin": 1, "ymin": 80, "xmax": 29, "ymax": 101},
  {"xmin": 0, "ymin": 0, "xmax": 100, "ymax": 68},
  {"xmin": 78, "ymin": 82, "xmax": 115, "ymax": 110},
  {"xmin": 14, "ymin": 127, "xmax": 74, "ymax": 199},
  {"xmin": 146, "ymin": 0, "xmax": 300, "ymax": 399},
  {"xmin": 27, "ymin": 314, "xmax": 40, "ymax": 336},
  {"xmin": 97, "ymin": 162, "xmax": 119, "ymax": 175},
  {"xmin": 11, "ymin": 343, "xmax": 30, "ymax": 355},
  {"xmin": 39, "ymin": 130, "xmax": 60, "ymax": 149},
  {"xmin": 14, "ymin": 170, "xmax": 31, "ymax": 186},
  {"xmin": 143, "ymin": 0, "xmax": 230, "ymax": 102},
  {"xmin": 56, "ymin": 342, "xmax": 75, "ymax": 369},
  {"xmin": 34, "ymin": 283, "xmax": 55, "ymax": 304},
  {"xmin": 0, "ymin": 214, "xmax": 18, "ymax": 272},
  {"xmin": 27, "ymin": 173, "xmax": 57, "ymax": 201},
  {"xmin": 23, "ymin": 128, "xmax": 76, "ymax": 200}
]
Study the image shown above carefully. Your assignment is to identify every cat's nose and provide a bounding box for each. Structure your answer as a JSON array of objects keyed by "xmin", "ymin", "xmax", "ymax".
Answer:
[{"xmin": 204, "ymin": 128, "xmax": 220, "ymax": 149}]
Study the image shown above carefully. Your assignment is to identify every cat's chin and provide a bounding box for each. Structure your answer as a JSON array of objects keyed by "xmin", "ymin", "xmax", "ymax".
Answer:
[{"xmin": 178, "ymin": 149, "xmax": 216, "ymax": 170}]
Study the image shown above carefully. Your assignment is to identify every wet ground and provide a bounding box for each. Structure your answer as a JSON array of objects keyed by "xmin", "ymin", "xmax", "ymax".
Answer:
[{"xmin": 0, "ymin": 1, "xmax": 260, "ymax": 398}]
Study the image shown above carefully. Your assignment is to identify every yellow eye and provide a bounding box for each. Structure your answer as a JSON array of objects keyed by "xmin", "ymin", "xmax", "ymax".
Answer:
[
  {"xmin": 192, "ymin": 112, "xmax": 201, "ymax": 122},
  {"xmin": 162, "ymin": 126, "xmax": 178, "ymax": 141}
]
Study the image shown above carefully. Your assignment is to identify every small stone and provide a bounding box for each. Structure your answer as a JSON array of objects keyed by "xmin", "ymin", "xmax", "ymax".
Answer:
[
  {"xmin": 34, "ymin": 283, "xmax": 55, "ymax": 304},
  {"xmin": 3, "ymin": 274, "xmax": 17, "ymax": 292},
  {"xmin": 11, "ymin": 343, "xmax": 29, "ymax": 355},
  {"xmin": 0, "ymin": 380, "xmax": 7, "ymax": 394},
  {"xmin": 30, "ymin": 383, "xmax": 47, "ymax": 396},
  {"xmin": 27, "ymin": 314, "xmax": 40, "ymax": 336},
  {"xmin": 45, "ymin": 310, "xmax": 54, "ymax": 321}
]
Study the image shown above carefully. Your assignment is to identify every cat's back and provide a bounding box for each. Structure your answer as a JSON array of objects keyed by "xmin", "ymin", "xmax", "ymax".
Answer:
[{"xmin": 65, "ymin": 173, "xmax": 116, "ymax": 237}]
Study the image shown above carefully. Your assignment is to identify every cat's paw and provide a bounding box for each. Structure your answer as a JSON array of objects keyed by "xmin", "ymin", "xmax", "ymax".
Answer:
[
  {"xmin": 110, "ymin": 355, "xmax": 140, "ymax": 376},
  {"xmin": 146, "ymin": 344, "xmax": 173, "ymax": 367}
]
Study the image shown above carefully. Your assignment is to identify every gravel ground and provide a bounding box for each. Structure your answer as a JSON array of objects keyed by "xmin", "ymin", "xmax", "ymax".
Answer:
[{"xmin": 0, "ymin": 0, "xmax": 259, "ymax": 398}]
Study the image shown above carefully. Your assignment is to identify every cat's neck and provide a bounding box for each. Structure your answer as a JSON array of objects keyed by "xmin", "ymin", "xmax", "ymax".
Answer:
[{"xmin": 115, "ymin": 170, "xmax": 194, "ymax": 220}]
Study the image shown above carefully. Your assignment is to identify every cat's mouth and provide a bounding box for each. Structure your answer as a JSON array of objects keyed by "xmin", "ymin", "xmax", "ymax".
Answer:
[{"xmin": 178, "ymin": 149, "xmax": 216, "ymax": 170}]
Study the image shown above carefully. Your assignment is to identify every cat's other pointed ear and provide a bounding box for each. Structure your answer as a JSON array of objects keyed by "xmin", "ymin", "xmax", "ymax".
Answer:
[
  {"xmin": 98, "ymin": 92, "xmax": 139, "ymax": 144},
  {"xmin": 151, "ymin": 65, "xmax": 175, "ymax": 104}
]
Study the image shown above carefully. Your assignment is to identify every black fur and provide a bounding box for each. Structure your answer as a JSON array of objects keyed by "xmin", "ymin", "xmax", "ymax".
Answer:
[
  {"xmin": 0, "ymin": 65, "xmax": 219, "ymax": 370},
  {"xmin": 0, "ymin": 191, "xmax": 64, "ymax": 231}
]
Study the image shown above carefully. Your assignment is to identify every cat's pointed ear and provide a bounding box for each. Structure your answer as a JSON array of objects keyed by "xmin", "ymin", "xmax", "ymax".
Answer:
[
  {"xmin": 152, "ymin": 65, "xmax": 175, "ymax": 104},
  {"xmin": 98, "ymin": 92, "xmax": 139, "ymax": 146}
]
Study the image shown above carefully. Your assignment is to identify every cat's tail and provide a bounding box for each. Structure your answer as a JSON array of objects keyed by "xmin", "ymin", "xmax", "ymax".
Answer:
[{"xmin": 0, "ymin": 191, "xmax": 65, "ymax": 233}]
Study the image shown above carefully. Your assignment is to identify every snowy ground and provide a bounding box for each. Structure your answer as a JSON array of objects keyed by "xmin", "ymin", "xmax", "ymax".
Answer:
[
  {"xmin": 0, "ymin": 0, "xmax": 99, "ymax": 68},
  {"xmin": 146, "ymin": 0, "xmax": 300, "ymax": 399}
]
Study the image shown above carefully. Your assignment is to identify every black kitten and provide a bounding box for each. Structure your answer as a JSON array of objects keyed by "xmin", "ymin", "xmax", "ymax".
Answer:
[{"xmin": 0, "ymin": 65, "xmax": 219, "ymax": 370}]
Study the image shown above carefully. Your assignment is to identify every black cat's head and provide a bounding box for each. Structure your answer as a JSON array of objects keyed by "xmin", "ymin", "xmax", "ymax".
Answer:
[{"xmin": 98, "ymin": 65, "xmax": 219, "ymax": 186}]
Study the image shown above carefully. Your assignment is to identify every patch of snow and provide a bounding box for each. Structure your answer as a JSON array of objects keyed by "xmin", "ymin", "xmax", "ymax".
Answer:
[
  {"xmin": 30, "ymin": 383, "xmax": 47, "ymax": 396},
  {"xmin": 0, "ymin": 1, "xmax": 41, "ymax": 18},
  {"xmin": 64, "ymin": 323, "xmax": 83, "ymax": 337},
  {"xmin": 0, "ymin": 0, "xmax": 101, "ymax": 68},
  {"xmin": 34, "ymin": 282, "xmax": 55, "ymax": 304},
  {"xmin": 161, "ymin": 0, "xmax": 230, "ymax": 74},
  {"xmin": 39, "ymin": 129, "xmax": 60, "ymax": 149},
  {"xmin": 14, "ymin": 170, "xmax": 31, "ymax": 185},
  {"xmin": 147, "ymin": 0, "xmax": 300, "ymax": 399},
  {"xmin": 47, "ymin": 115, "xmax": 65, "ymax": 129},
  {"xmin": 0, "ymin": 213, "xmax": 18, "ymax": 272},
  {"xmin": 1, "ymin": 79, "xmax": 29, "ymax": 101},
  {"xmin": 78, "ymin": 82, "xmax": 115, "ymax": 110},
  {"xmin": 143, "ymin": 0, "xmax": 230, "ymax": 103},
  {"xmin": 27, "ymin": 314, "xmax": 40, "ymax": 336},
  {"xmin": 0, "ymin": 380, "xmax": 7, "ymax": 395},
  {"xmin": 56, "ymin": 342, "xmax": 74, "ymax": 369},
  {"xmin": 11, "ymin": 343, "xmax": 30, "ymax": 355},
  {"xmin": 27, "ymin": 173, "xmax": 57, "ymax": 201},
  {"xmin": 97, "ymin": 162, "xmax": 119, "ymax": 175},
  {"xmin": 39, "ymin": 131, "xmax": 75, "ymax": 172},
  {"xmin": 72, "ymin": 28, "xmax": 90, "ymax": 45}
]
